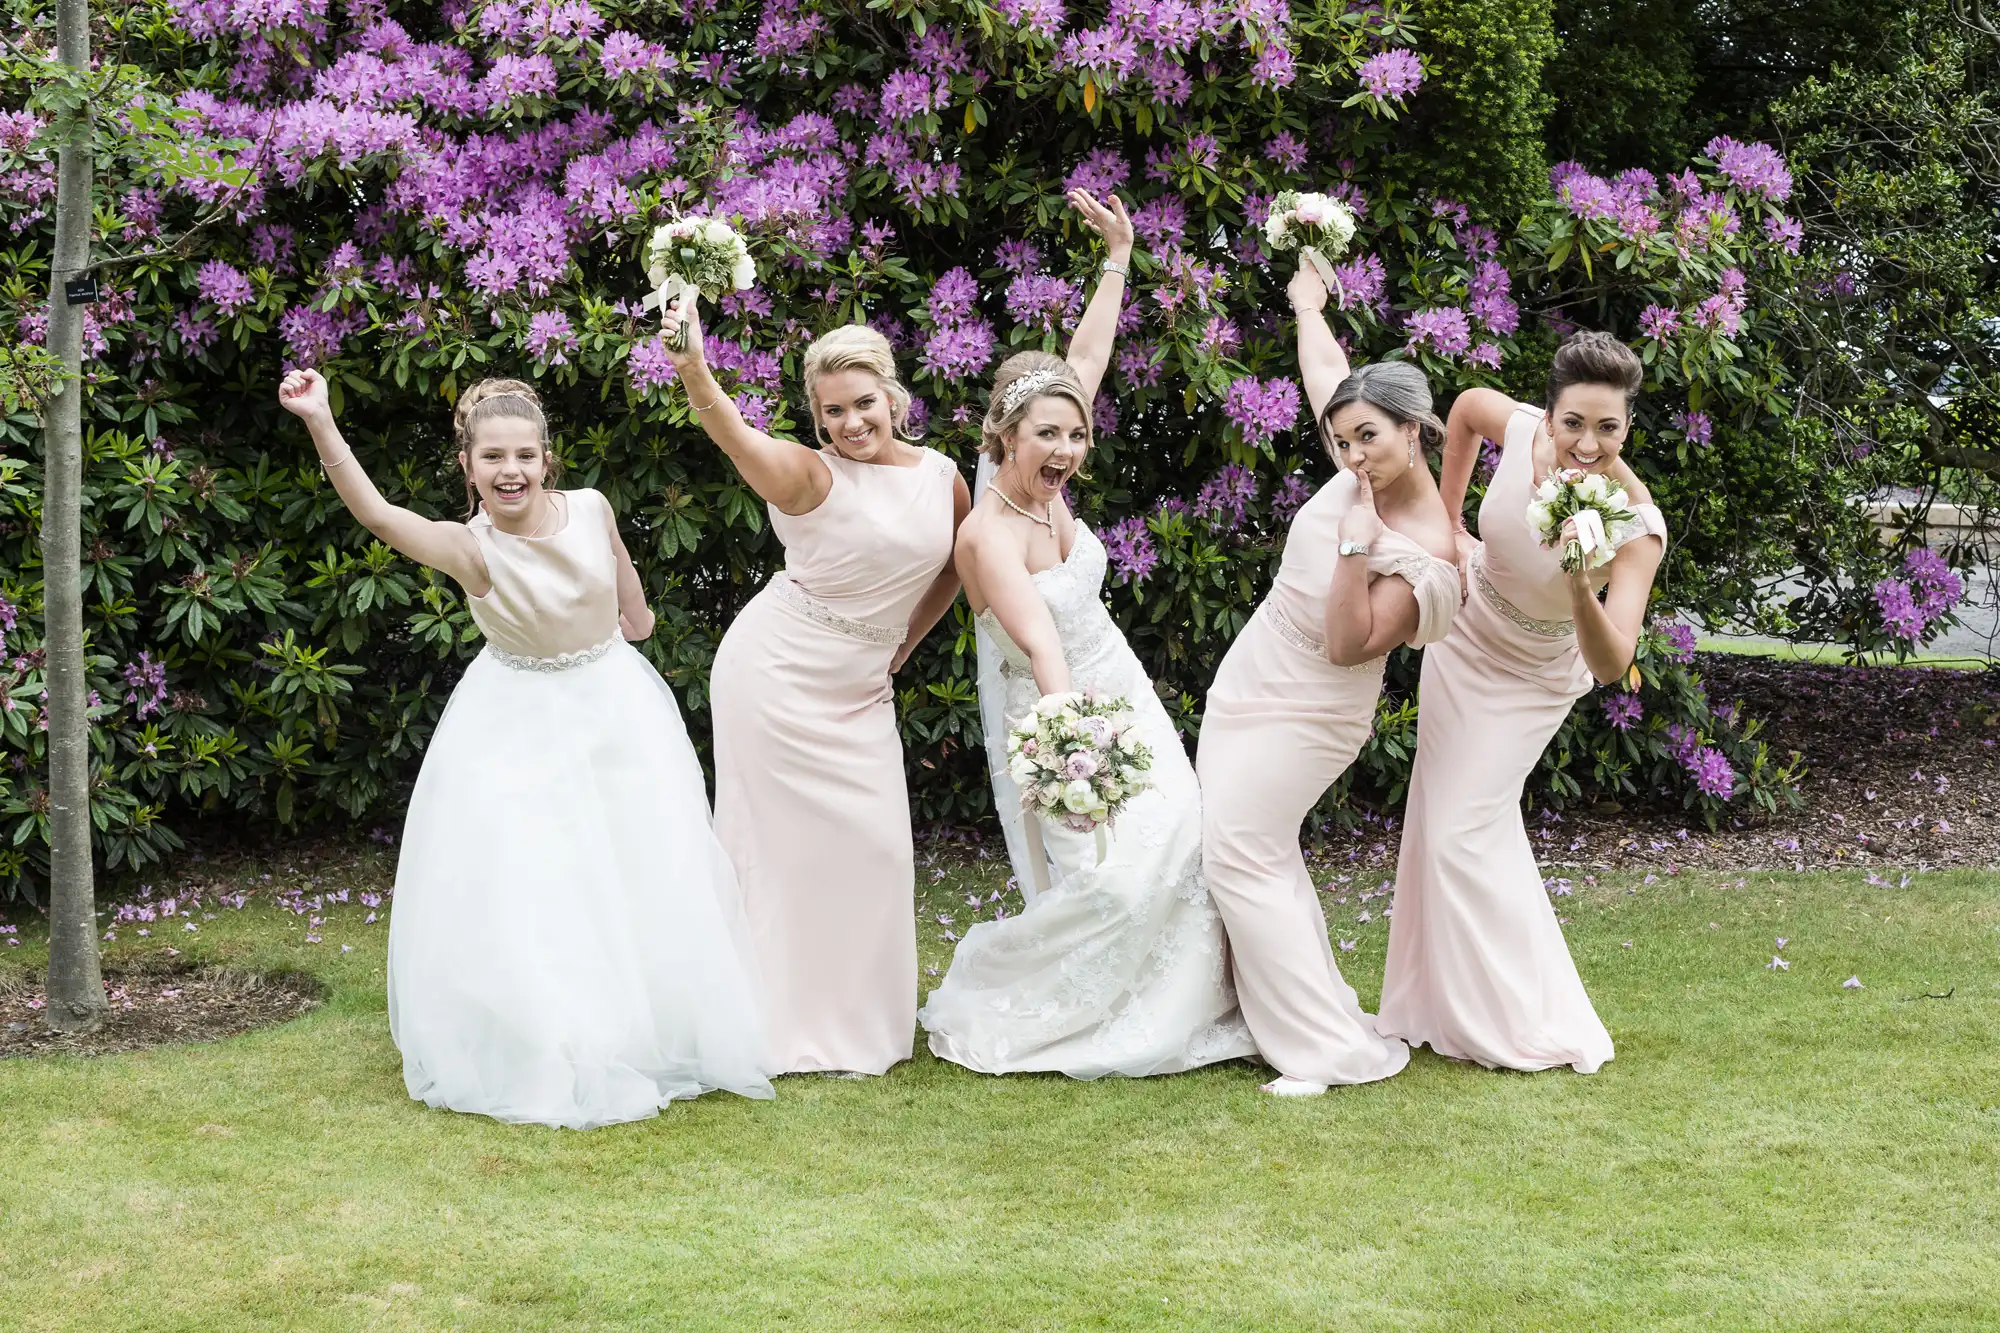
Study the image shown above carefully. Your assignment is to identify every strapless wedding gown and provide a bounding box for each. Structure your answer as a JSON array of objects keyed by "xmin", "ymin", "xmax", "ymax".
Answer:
[{"xmin": 918, "ymin": 526, "xmax": 1257, "ymax": 1078}]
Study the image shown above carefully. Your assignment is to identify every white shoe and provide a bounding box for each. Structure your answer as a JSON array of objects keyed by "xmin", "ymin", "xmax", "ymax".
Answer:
[{"xmin": 1259, "ymin": 1075, "xmax": 1329, "ymax": 1097}]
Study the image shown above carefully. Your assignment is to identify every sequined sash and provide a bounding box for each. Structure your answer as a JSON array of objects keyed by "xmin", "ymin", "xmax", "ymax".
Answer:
[
  {"xmin": 772, "ymin": 574, "xmax": 906, "ymax": 646},
  {"xmin": 1472, "ymin": 552, "xmax": 1574, "ymax": 639},
  {"xmin": 485, "ymin": 633, "xmax": 620, "ymax": 673}
]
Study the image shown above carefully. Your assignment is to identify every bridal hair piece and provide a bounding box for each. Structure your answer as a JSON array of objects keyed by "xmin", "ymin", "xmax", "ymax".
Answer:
[
  {"xmin": 454, "ymin": 378, "xmax": 561, "ymax": 516},
  {"xmin": 1319, "ymin": 360, "xmax": 1443, "ymax": 468},
  {"xmin": 981, "ymin": 351, "xmax": 1094, "ymax": 466},
  {"xmin": 800, "ymin": 324, "xmax": 917, "ymax": 447},
  {"xmin": 1547, "ymin": 330, "xmax": 1644, "ymax": 413}
]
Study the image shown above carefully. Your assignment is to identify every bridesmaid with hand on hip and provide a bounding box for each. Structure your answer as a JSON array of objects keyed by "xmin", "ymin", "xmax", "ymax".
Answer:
[
  {"xmin": 1196, "ymin": 266, "xmax": 1461, "ymax": 1097},
  {"xmin": 662, "ymin": 308, "xmax": 970, "ymax": 1078},
  {"xmin": 1379, "ymin": 332, "xmax": 1666, "ymax": 1074}
]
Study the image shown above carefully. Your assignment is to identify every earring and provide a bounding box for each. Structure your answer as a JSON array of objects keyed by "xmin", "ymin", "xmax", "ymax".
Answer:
[{"xmin": 1408, "ymin": 433, "xmax": 1417, "ymax": 469}]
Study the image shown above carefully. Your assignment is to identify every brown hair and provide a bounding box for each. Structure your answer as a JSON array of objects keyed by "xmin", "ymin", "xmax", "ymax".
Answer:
[
  {"xmin": 454, "ymin": 378, "xmax": 557, "ymax": 516},
  {"xmin": 800, "ymin": 325, "xmax": 917, "ymax": 446},
  {"xmin": 1546, "ymin": 330, "xmax": 1644, "ymax": 412},
  {"xmin": 1319, "ymin": 360, "xmax": 1444, "ymax": 461},
  {"xmin": 980, "ymin": 351, "xmax": 1094, "ymax": 466}
]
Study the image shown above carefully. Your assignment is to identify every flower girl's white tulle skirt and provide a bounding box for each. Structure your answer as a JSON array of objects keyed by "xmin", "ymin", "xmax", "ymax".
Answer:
[{"xmin": 387, "ymin": 642, "xmax": 773, "ymax": 1129}]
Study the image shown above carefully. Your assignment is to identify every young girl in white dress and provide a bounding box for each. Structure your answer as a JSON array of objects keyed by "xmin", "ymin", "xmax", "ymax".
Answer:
[{"xmin": 278, "ymin": 370, "xmax": 772, "ymax": 1128}]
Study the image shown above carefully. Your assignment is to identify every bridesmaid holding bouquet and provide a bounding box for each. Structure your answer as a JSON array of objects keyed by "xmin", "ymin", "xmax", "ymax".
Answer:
[
  {"xmin": 1379, "ymin": 332, "xmax": 1667, "ymax": 1074},
  {"xmin": 662, "ymin": 311, "xmax": 970, "ymax": 1078},
  {"xmin": 1196, "ymin": 267, "xmax": 1460, "ymax": 1097}
]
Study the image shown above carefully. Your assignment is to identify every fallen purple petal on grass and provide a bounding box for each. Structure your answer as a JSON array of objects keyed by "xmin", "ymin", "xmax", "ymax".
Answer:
[
  {"xmin": 1766, "ymin": 956, "xmax": 1790, "ymax": 971},
  {"xmin": 1337, "ymin": 939, "xmax": 1356, "ymax": 952},
  {"xmin": 1842, "ymin": 976, "xmax": 1863, "ymax": 989},
  {"xmin": 1622, "ymin": 940, "xmax": 1634, "ymax": 949},
  {"xmin": 1776, "ymin": 937, "xmax": 1789, "ymax": 948}
]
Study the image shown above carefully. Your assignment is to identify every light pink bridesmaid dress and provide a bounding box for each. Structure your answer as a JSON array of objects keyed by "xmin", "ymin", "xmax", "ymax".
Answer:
[
  {"xmin": 1197, "ymin": 471, "xmax": 1458, "ymax": 1087},
  {"xmin": 1379, "ymin": 402, "xmax": 1666, "ymax": 1073},
  {"xmin": 711, "ymin": 448, "xmax": 958, "ymax": 1076}
]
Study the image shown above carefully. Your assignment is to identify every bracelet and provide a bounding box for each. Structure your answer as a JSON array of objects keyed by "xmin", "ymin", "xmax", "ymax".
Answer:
[
  {"xmin": 1100, "ymin": 260, "xmax": 1129, "ymax": 278},
  {"xmin": 689, "ymin": 391, "xmax": 723, "ymax": 412},
  {"xmin": 319, "ymin": 453, "xmax": 352, "ymax": 470}
]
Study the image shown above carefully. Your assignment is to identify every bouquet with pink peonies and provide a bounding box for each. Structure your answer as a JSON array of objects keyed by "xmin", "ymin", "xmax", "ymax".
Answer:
[
  {"xmin": 1262, "ymin": 190, "xmax": 1358, "ymax": 295},
  {"xmin": 1527, "ymin": 468, "xmax": 1638, "ymax": 574},
  {"xmin": 1006, "ymin": 692, "xmax": 1154, "ymax": 835},
  {"xmin": 642, "ymin": 216, "xmax": 757, "ymax": 350}
]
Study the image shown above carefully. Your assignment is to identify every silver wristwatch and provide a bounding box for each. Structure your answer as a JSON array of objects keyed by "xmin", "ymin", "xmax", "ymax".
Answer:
[{"xmin": 1337, "ymin": 539, "xmax": 1371, "ymax": 557}]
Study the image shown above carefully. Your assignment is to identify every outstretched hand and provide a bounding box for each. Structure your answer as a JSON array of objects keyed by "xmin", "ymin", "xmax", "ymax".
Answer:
[
  {"xmin": 278, "ymin": 368, "xmax": 331, "ymax": 424},
  {"xmin": 1068, "ymin": 188, "xmax": 1135, "ymax": 265}
]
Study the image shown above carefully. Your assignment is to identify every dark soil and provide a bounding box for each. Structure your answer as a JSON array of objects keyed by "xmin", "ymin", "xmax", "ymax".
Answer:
[{"xmin": 0, "ymin": 958, "xmax": 323, "ymax": 1060}]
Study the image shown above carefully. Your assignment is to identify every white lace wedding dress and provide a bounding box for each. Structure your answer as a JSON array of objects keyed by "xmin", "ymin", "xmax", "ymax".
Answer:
[{"xmin": 918, "ymin": 525, "xmax": 1258, "ymax": 1078}]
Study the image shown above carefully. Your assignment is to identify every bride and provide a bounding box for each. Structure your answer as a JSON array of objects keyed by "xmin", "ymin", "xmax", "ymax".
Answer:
[{"xmin": 918, "ymin": 194, "xmax": 1257, "ymax": 1079}]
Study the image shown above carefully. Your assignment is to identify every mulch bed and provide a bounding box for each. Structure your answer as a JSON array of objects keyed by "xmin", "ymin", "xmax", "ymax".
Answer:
[{"xmin": 0, "ymin": 959, "xmax": 322, "ymax": 1060}]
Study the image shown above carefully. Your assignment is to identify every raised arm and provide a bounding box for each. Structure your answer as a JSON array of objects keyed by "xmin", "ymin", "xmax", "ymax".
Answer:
[
  {"xmin": 959, "ymin": 524, "xmax": 1071, "ymax": 697},
  {"xmin": 1061, "ymin": 188, "xmax": 1135, "ymax": 402},
  {"xmin": 661, "ymin": 294, "xmax": 832, "ymax": 516},
  {"xmin": 1290, "ymin": 266, "xmax": 1350, "ymax": 422},
  {"xmin": 278, "ymin": 370, "xmax": 488, "ymax": 594},
  {"xmin": 1321, "ymin": 471, "xmax": 1420, "ymax": 666},
  {"xmin": 1439, "ymin": 386, "xmax": 1522, "ymax": 531},
  {"xmin": 892, "ymin": 471, "xmax": 974, "ymax": 672}
]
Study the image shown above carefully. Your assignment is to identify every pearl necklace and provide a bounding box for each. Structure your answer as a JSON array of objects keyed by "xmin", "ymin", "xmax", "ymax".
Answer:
[{"xmin": 992, "ymin": 477, "xmax": 1055, "ymax": 530}]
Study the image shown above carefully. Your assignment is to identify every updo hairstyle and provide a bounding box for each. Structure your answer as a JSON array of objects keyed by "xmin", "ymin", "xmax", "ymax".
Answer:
[
  {"xmin": 1546, "ymin": 330, "xmax": 1644, "ymax": 411},
  {"xmin": 800, "ymin": 325, "xmax": 917, "ymax": 445},
  {"xmin": 980, "ymin": 351, "xmax": 1094, "ymax": 466},
  {"xmin": 454, "ymin": 378, "xmax": 556, "ymax": 517},
  {"xmin": 1317, "ymin": 359, "xmax": 1445, "ymax": 461}
]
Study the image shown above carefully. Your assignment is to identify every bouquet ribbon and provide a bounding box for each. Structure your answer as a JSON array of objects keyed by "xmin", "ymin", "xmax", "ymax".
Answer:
[
  {"xmin": 640, "ymin": 276, "xmax": 702, "ymax": 351},
  {"xmin": 1566, "ymin": 508, "xmax": 1607, "ymax": 570},
  {"xmin": 1300, "ymin": 246, "xmax": 1341, "ymax": 302}
]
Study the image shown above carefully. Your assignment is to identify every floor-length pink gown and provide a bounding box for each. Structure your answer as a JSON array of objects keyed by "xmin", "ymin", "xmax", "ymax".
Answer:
[
  {"xmin": 711, "ymin": 448, "xmax": 958, "ymax": 1075},
  {"xmin": 1379, "ymin": 403, "xmax": 1666, "ymax": 1073},
  {"xmin": 1197, "ymin": 471, "xmax": 1458, "ymax": 1086}
]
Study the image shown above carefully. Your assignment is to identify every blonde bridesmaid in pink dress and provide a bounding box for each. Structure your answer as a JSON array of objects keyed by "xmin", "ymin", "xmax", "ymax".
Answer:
[
  {"xmin": 1379, "ymin": 332, "xmax": 1667, "ymax": 1074},
  {"xmin": 663, "ymin": 310, "xmax": 970, "ymax": 1077},
  {"xmin": 1198, "ymin": 268, "xmax": 1460, "ymax": 1097}
]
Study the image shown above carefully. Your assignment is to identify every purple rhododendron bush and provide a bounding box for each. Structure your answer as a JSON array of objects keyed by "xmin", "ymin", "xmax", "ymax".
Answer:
[{"xmin": 0, "ymin": 0, "xmax": 1955, "ymax": 893}]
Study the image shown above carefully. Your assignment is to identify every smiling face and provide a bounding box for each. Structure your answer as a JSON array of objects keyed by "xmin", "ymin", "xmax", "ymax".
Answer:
[
  {"xmin": 1003, "ymin": 394, "xmax": 1091, "ymax": 502},
  {"xmin": 814, "ymin": 368, "xmax": 901, "ymax": 463},
  {"xmin": 1547, "ymin": 383, "xmax": 1632, "ymax": 471},
  {"xmin": 459, "ymin": 417, "xmax": 548, "ymax": 521},
  {"xmin": 1324, "ymin": 401, "xmax": 1419, "ymax": 489}
]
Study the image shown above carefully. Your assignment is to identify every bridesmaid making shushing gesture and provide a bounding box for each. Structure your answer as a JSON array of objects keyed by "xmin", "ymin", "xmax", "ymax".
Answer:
[
  {"xmin": 1379, "ymin": 333, "xmax": 1666, "ymax": 1074},
  {"xmin": 661, "ymin": 305, "xmax": 970, "ymax": 1079},
  {"xmin": 1196, "ymin": 266, "xmax": 1461, "ymax": 1097}
]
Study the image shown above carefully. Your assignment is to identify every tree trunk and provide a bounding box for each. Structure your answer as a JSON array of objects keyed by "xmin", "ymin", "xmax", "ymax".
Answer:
[{"xmin": 42, "ymin": 0, "xmax": 104, "ymax": 1033}]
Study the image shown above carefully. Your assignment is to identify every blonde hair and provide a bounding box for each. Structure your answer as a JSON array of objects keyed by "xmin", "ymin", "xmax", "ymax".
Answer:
[
  {"xmin": 980, "ymin": 351, "xmax": 1094, "ymax": 466},
  {"xmin": 800, "ymin": 325, "xmax": 916, "ymax": 445},
  {"xmin": 454, "ymin": 378, "xmax": 557, "ymax": 516}
]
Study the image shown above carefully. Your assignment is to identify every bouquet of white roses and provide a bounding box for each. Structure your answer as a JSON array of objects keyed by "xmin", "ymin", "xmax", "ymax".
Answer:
[
  {"xmin": 1006, "ymin": 691, "xmax": 1154, "ymax": 835},
  {"xmin": 642, "ymin": 216, "xmax": 757, "ymax": 350},
  {"xmin": 1262, "ymin": 190, "xmax": 1358, "ymax": 295},
  {"xmin": 1527, "ymin": 468, "xmax": 1637, "ymax": 574}
]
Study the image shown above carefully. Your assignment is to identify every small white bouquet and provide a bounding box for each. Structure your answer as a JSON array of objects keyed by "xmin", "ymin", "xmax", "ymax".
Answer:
[
  {"xmin": 1262, "ymin": 190, "xmax": 1358, "ymax": 294},
  {"xmin": 642, "ymin": 216, "xmax": 757, "ymax": 350},
  {"xmin": 1527, "ymin": 467, "xmax": 1637, "ymax": 573},
  {"xmin": 1006, "ymin": 691, "xmax": 1154, "ymax": 836}
]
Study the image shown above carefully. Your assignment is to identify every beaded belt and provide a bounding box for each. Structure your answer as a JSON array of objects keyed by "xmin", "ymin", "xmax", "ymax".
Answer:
[
  {"xmin": 1259, "ymin": 602, "xmax": 1381, "ymax": 673},
  {"xmin": 773, "ymin": 574, "xmax": 906, "ymax": 646},
  {"xmin": 485, "ymin": 633, "xmax": 619, "ymax": 673},
  {"xmin": 1472, "ymin": 554, "xmax": 1573, "ymax": 638}
]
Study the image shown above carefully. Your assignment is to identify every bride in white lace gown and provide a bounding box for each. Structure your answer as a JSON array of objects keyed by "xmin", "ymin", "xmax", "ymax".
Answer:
[{"xmin": 917, "ymin": 190, "xmax": 1255, "ymax": 1078}]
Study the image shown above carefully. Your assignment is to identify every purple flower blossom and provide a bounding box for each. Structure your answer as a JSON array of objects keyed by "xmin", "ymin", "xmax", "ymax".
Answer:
[
  {"xmin": 1064, "ymin": 149, "xmax": 1129, "ymax": 197},
  {"xmin": 1271, "ymin": 474, "xmax": 1312, "ymax": 523},
  {"xmin": 1762, "ymin": 213, "xmax": 1803, "ymax": 254},
  {"xmin": 1358, "ymin": 49, "xmax": 1423, "ymax": 100},
  {"xmin": 995, "ymin": 239, "xmax": 1041, "ymax": 275},
  {"xmin": 1674, "ymin": 410, "xmax": 1713, "ymax": 445},
  {"xmin": 919, "ymin": 320, "xmax": 996, "ymax": 380},
  {"xmin": 1003, "ymin": 273, "xmax": 1081, "ymax": 335},
  {"xmin": 1705, "ymin": 136, "xmax": 1793, "ymax": 202},
  {"xmin": 1263, "ymin": 132, "xmax": 1307, "ymax": 172},
  {"xmin": 1639, "ymin": 304, "xmax": 1682, "ymax": 341},
  {"xmin": 1131, "ymin": 195, "xmax": 1188, "ymax": 249},
  {"xmin": 173, "ymin": 310, "xmax": 219, "ymax": 355},
  {"xmin": 993, "ymin": 0, "xmax": 1064, "ymax": 39},
  {"xmin": 1329, "ymin": 253, "xmax": 1386, "ymax": 311},
  {"xmin": 1404, "ymin": 306, "xmax": 1472, "ymax": 359},
  {"xmin": 1102, "ymin": 515, "xmax": 1158, "ymax": 584},
  {"xmin": 880, "ymin": 70, "xmax": 947, "ymax": 123},
  {"xmin": 525, "ymin": 310, "xmax": 576, "ymax": 364},
  {"xmin": 1117, "ymin": 342, "xmax": 1162, "ymax": 387},
  {"xmin": 1603, "ymin": 692, "xmax": 1643, "ymax": 731},
  {"xmin": 1092, "ymin": 390, "xmax": 1118, "ymax": 436},
  {"xmin": 1688, "ymin": 746, "xmax": 1736, "ymax": 800},
  {"xmin": 927, "ymin": 267, "xmax": 979, "ymax": 325},
  {"xmin": 627, "ymin": 334, "xmax": 677, "ymax": 394},
  {"xmin": 1656, "ymin": 619, "xmax": 1698, "ymax": 663},
  {"xmin": 1222, "ymin": 376, "xmax": 1302, "ymax": 448},
  {"xmin": 1194, "ymin": 463, "xmax": 1260, "ymax": 532},
  {"xmin": 122, "ymin": 652, "xmax": 168, "ymax": 719},
  {"xmin": 196, "ymin": 260, "xmax": 255, "ymax": 317}
]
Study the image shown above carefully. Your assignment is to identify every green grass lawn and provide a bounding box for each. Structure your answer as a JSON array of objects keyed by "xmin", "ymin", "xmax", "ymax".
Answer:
[{"xmin": 2, "ymin": 853, "xmax": 1996, "ymax": 1332}]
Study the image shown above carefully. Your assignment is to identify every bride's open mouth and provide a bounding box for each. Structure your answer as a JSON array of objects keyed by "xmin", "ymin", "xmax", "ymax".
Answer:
[{"xmin": 1035, "ymin": 463, "xmax": 1068, "ymax": 493}]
